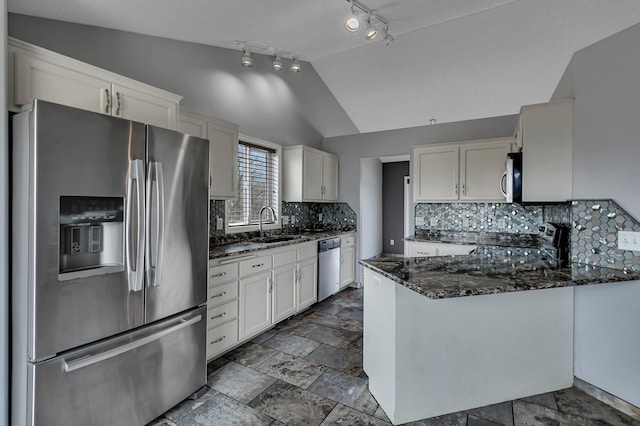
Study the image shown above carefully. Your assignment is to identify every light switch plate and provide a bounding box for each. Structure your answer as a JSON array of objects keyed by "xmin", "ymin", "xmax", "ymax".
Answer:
[
  {"xmin": 618, "ymin": 231, "xmax": 640, "ymax": 251},
  {"xmin": 281, "ymin": 215, "xmax": 289, "ymax": 225},
  {"xmin": 497, "ymin": 218, "xmax": 507, "ymax": 228},
  {"xmin": 318, "ymin": 213, "xmax": 323, "ymax": 221},
  {"xmin": 416, "ymin": 216, "xmax": 425, "ymax": 226},
  {"xmin": 463, "ymin": 218, "xmax": 470, "ymax": 228},
  {"xmin": 430, "ymin": 217, "xmax": 438, "ymax": 227},
  {"xmin": 216, "ymin": 217, "xmax": 223, "ymax": 230},
  {"xmin": 290, "ymin": 215, "xmax": 296, "ymax": 225}
]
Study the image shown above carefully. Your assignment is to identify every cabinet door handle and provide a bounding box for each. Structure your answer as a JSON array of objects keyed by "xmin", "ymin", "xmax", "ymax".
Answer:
[
  {"xmin": 115, "ymin": 92, "xmax": 122, "ymax": 116},
  {"xmin": 210, "ymin": 312, "xmax": 226, "ymax": 320},
  {"xmin": 211, "ymin": 336, "xmax": 226, "ymax": 344},
  {"xmin": 462, "ymin": 183, "xmax": 466, "ymax": 195},
  {"xmin": 104, "ymin": 88, "xmax": 111, "ymax": 114},
  {"xmin": 211, "ymin": 272, "xmax": 226, "ymax": 278},
  {"xmin": 210, "ymin": 291, "xmax": 226, "ymax": 299},
  {"xmin": 454, "ymin": 183, "xmax": 458, "ymax": 195},
  {"xmin": 252, "ymin": 263, "xmax": 264, "ymax": 268}
]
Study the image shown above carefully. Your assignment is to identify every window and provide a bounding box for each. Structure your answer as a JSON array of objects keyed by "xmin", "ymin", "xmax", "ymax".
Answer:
[{"xmin": 226, "ymin": 138, "xmax": 280, "ymax": 232}]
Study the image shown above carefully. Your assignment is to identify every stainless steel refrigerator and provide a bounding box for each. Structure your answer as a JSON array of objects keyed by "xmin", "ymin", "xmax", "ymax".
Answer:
[{"xmin": 11, "ymin": 100, "xmax": 210, "ymax": 426}]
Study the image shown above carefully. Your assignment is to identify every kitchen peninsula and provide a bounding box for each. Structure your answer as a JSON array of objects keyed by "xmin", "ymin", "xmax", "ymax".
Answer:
[{"xmin": 360, "ymin": 248, "xmax": 640, "ymax": 425}]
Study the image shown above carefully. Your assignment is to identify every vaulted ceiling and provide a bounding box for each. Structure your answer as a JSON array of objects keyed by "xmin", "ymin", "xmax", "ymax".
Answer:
[{"xmin": 8, "ymin": 0, "xmax": 640, "ymax": 134}]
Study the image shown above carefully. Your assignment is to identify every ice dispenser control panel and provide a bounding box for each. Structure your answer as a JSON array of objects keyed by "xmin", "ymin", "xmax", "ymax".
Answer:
[{"xmin": 59, "ymin": 196, "xmax": 124, "ymax": 276}]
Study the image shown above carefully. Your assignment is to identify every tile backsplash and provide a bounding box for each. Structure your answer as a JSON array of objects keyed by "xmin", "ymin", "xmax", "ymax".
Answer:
[
  {"xmin": 209, "ymin": 200, "xmax": 357, "ymax": 246},
  {"xmin": 414, "ymin": 202, "xmax": 571, "ymax": 234},
  {"xmin": 571, "ymin": 200, "xmax": 640, "ymax": 271}
]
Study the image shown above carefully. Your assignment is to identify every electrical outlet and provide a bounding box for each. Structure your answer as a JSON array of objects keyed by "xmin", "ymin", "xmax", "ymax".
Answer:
[
  {"xmin": 618, "ymin": 231, "xmax": 640, "ymax": 251},
  {"xmin": 281, "ymin": 215, "xmax": 289, "ymax": 225},
  {"xmin": 463, "ymin": 218, "xmax": 470, "ymax": 228},
  {"xmin": 415, "ymin": 216, "xmax": 425, "ymax": 226},
  {"xmin": 430, "ymin": 217, "xmax": 438, "ymax": 227},
  {"xmin": 216, "ymin": 217, "xmax": 223, "ymax": 230},
  {"xmin": 318, "ymin": 213, "xmax": 323, "ymax": 221},
  {"xmin": 390, "ymin": 239, "xmax": 395, "ymax": 246},
  {"xmin": 497, "ymin": 218, "xmax": 507, "ymax": 228},
  {"xmin": 290, "ymin": 215, "xmax": 296, "ymax": 225}
]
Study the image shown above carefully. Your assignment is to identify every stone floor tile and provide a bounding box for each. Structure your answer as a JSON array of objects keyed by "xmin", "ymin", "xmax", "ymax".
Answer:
[
  {"xmin": 205, "ymin": 356, "xmax": 229, "ymax": 376},
  {"xmin": 512, "ymin": 399, "xmax": 602, "ymax": 426},
  {"xmin": 274, "ymin": 319, "xmax": 319, "ymax": 337},
  {"xmin": 248, "ymin": 380, "xmax": 337, "ymax": 426},
  {"xmin": 405, "ymin": 411, "xmax": 467, "ymax": 425},
  {"xmin": 223, "ymin": 342, "xmax": 278, "ymax": 369},
  {"xmin": 375, "ymin": 405, "xmax": 392, "ymax": 423},
  {"xmin": 554, "ymin": 387, "xmax": 640, "ymax": 425},
  {"xmin": 468, "ymin": 401, "xmax": 513, "ymax": 426},
  {"xmin": 251, "ymin": 328, "xmax": 278, "ymax": 344},
  {"xmin": 304, "ymin": 324, "xmax": 362, "ymax": 350},
  {"xmin": 176, "ymin": 393, "xmax": 274, "ymax": 426},
  {"xmin": 518, "ymin": 392, "xmax": 558, "ymax": 411},
  {"xmin": 262, "ymin": 331, "xmax": 321, "ymax": 357},
  {"xmin": 163, "ymin": 387, "xmax": 217, "ymax": 422},
  {"xmin": 467, "ymin": 414, "xmax": 503, "ymax": 426},
  {"xmin": 311, "ymin": 302, "xmax": 344, "ymax": 315},
  {"xmin": 257, "ymin": 351, "xmax": 326, "ymax": 389},
  {"xmin": 320, "ymin": 404, "xmax": 391, "ymax": 425},
  {"xmin": 306, "ymin": 344, "xmax": 363, "ymax": 377},
  {"xmin": 304, "ymin": 311, "xmax": 363, "ymax": 334},
  {"xmin": 206, "ymin": 362, "xmax": 277, "ymax": 403},
  {"xmin": 329, "ymin": 296, "xmax": 364, "ymax": 309},
  {"xmin": 335, "ymin": 306, "xmax": 364, "ymax": 322},
  {"xmin": 308, "ymin": 368, "xmax": 378, "ymax": 415}
]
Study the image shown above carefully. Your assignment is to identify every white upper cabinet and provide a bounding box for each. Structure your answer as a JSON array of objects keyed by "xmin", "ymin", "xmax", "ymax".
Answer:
[
  {"xmin": 516, "ymin": 100, "xmax": 574, "ymax": 202},
  {"xmin": 283, "ymin": 145, "xmax": 339, "ymax": 202},
  {"xmin": 413, "ymin": 138, "xmax": 513, "ymax": 202},
  {"xmin": 9, "ymin": 38, "xmax": 181, "ymax": 130},
  {"xmin": 179, "ymin": 108, "xmax": 239, "ymax": 199}
]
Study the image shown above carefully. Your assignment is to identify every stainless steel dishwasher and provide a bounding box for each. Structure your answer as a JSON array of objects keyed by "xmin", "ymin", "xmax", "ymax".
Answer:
[{"xmin": 317, "ymin": 237, "xmax": 341, "ymax": 302}]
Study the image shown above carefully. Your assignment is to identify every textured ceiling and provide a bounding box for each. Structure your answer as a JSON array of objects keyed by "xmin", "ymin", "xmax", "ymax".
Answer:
[{"xmin": 8, "ymin": 0, "xmax": 640, "ymax": 134}]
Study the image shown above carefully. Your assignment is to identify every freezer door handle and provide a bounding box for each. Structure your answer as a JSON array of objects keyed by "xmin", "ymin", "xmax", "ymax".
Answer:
[
  {"xmin": 62, "ymin": 314, "xmax": 202, "ymax": 373},
  {"xmin": 126, "ymin": 159, "xmax": 145, "ymax": 292},
  {"xmin": 146, "ymin": 162, "xmax": 165, "ymax": 287}
]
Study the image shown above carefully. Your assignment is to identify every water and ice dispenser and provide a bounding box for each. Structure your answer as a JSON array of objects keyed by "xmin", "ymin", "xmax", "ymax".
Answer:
[{"xmin": 59, "ymin": 196, "xmax": 125, "ymax": 278}]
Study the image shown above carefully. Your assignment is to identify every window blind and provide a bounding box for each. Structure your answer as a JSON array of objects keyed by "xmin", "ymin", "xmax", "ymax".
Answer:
[{"xmin": 227, "ymin": 141, "xmax": 279, "ymax": 227}]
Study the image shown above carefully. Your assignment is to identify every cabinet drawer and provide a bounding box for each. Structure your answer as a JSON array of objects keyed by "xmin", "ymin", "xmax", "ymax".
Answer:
[
  {"xmin": 206, "ymin": 319, "xmax": 238, "ymax": 359},
  {"xmin": 209, "ymin": 263, "xmax": 238, "ymax": 286},
  {"xmin": 207, "ymin": 300, "xmax": 238, "ymax": 329},
  {"xmin": 273, "ymin": 248, "xmax": 297, "ymax": 268},
  {"xmin": 341, "ymin": 235, "xmax": 355, "ymax": 247},
  {"xmin": 208, "ymin": 281, "xmax": 238, "ymax": 307},
  {"xmin": 297, "ymin": 244, "xmax": 317, "ymax": 261},
  {"xmin": 239, "ymin": 255, "xmax": 272, "ymax": 277}
]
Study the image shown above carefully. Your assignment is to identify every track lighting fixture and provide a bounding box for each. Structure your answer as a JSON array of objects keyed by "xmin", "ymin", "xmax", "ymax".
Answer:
[
  {"xmin": 345, "ymin": 5, "xmax": 360, "ymax": 32},
  {"xmin": 234, "ymin": 41, "xmax": 302, "ymax": 73},
  {"xmin": 291, "ymin": 56, "xmax": 301, "ymax": 72},
  {"xmin": 272, "ymin": 54, "xmax": 283, "ymax": 71},
  {"xmin": 345, "ymin": 0, "xmax": 394, "ymax": 44},
  {"xmin": 240, "ymin": 47, "xmax": 254, "ymax": 68}
]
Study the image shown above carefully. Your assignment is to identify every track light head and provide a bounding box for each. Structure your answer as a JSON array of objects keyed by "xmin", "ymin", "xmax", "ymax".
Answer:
[
  {"xmin": 365, "ymin": 16, "xmax": 377, "ymax": 40},
  {"xmin": 241, "ymin": 47, "xmax": 254, "ymax": 68},
  {"xmin": 291, "ymin": 56, "xmax": 301, "ymax": 72},
  {"xmin": 272, "ymin": 54, "xmax": 283, "ymax": 71},
  {"xmin": 345, "ymin": 6, "xmax": 360, "ymax": 32}
]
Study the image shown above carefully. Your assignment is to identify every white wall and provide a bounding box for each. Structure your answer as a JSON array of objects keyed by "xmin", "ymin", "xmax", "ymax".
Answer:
[
  {"xmin": 359, "ymin": 158, "xmax": 383, "ymax": 260},
  {"xmin": 1, "ymin": 0, "xmax": 9, "ymax": 423},
  {"xmin": 552, "ymin": 22, "xmax": 640, "ymax": 406}
]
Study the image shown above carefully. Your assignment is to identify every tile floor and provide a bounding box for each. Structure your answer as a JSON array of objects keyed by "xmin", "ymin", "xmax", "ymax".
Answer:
[{"xmin": 149, "ymin": 287, "xmax": 640, "ymax": 426}]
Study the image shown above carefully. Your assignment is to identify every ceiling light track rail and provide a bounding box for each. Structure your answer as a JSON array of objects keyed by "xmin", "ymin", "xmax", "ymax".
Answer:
[
  {"xmin": 345, "ymin": 0, "xmax": 394, "ymax": 44},
  {"xmin": 234, "ymin": 40, "xmax": 301, "ymax": 72}
]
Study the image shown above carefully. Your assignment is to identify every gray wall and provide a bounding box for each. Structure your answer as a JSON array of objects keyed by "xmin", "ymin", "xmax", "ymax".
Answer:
[
  {"xmin": 8, "ymin": 13, "xmax": 358, "ymax": 147},
  {"xmin": 323, "ymin": 115, "xmax": 518, "ymax": 282},
  {"xmin": 1, "ymin": 1, "xmax": 8, "ymax": 423},
  {"xmin": 551, "ymin": 22, "xmax": 640, "ymax": 407},
  {"xmin": 382, "ymin": 161, "xmax": 409, "ymax": 254},
  {"xmin": 360, "ymin": 157, "xmax": 383, "ymax": 261}
]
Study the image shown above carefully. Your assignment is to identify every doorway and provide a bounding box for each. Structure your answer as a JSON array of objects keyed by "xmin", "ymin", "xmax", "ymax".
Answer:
[{"xmin": 382, "ymin": 161, "xmax": 409, "ymax": 255}]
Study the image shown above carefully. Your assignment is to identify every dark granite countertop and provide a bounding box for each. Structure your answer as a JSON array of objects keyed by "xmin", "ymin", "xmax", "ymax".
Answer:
[
  {"xmin": 406, "ymin": 230, "xmax": 539, "ymax": 248},
  {"xmin": 209, "ymin": 229, "xmax": 355, "ymax": 260},
  {"xmin": 360, "ymin": 246, "xmax": 640, "ymax": 299}
]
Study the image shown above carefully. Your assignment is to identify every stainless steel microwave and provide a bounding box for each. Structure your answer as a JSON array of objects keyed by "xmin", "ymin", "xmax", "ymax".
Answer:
[{"xmin": 500, "ymin": 152, "xmax": 522, "ymax": 203}]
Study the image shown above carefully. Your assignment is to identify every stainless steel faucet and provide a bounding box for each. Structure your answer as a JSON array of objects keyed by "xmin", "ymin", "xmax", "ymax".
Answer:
[{"xmin": 259, "ymin": 206, "xmax": 277, "ymax": 237}]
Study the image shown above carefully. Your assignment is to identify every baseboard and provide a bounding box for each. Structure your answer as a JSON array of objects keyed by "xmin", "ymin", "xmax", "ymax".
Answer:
[{"xmin": 574, "ymin": 377, "xmax": 640, "ymax": 421}]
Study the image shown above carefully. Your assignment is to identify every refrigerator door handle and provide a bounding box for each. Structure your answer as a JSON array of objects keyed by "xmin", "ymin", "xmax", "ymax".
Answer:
[
  {"xmin": 62, "ymin": 313, "xmax": 202, "ymax": 373},
  {"xmin": 126, "ymin": 159, "xmax": 145, "ymax": 292},
  {"xmin": 146, "ymin": 162, "xmax": 165, "ymax": 287}
]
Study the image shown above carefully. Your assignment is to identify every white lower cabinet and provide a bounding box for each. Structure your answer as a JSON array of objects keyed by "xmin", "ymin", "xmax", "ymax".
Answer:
[
  {"xmin": 339, "ymin": 234, "xmax": 356, "ymax": 288},
  {"xmin": 272, "ymin": 264, "xmax": 298, "ymax": 323},
  {"xmin": 297, "ymin": 258, "xmax": 318, "ymax": 310},
  {"xmin": 206, "ymin": 262, "xmax": 240, "ymax": 360},
  {"xmin": 239, "ymin": 271, "xmax": 273, "ymax": 340}
]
